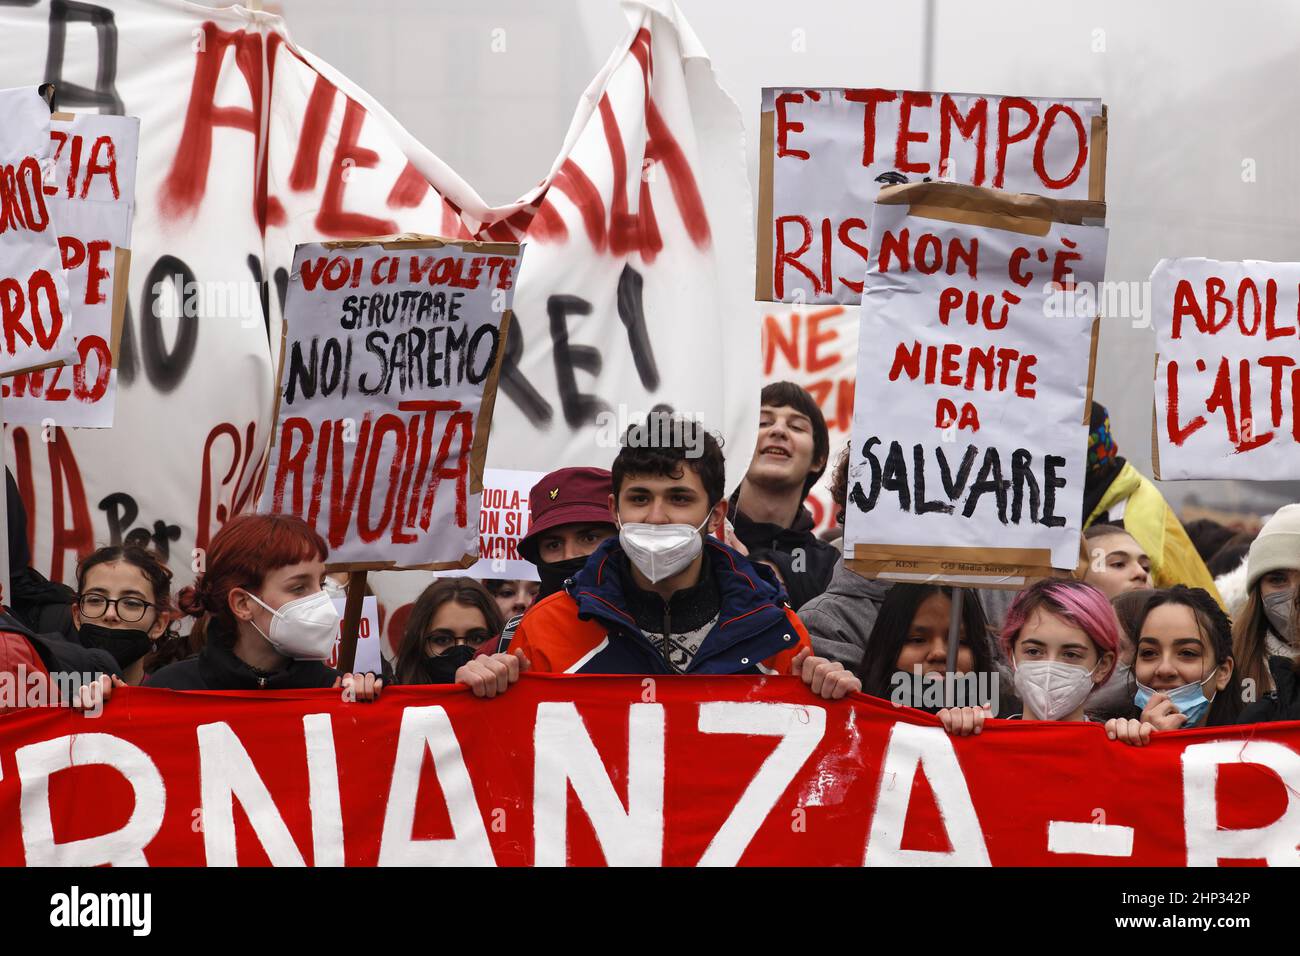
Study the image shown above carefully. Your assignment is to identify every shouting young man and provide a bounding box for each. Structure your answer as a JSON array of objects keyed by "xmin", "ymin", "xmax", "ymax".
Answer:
[
  {"xmin": 729, "ymin": 382, "xmax": 838, "ymax": 608},
  {"xmin": 455, "ymin": 414, "xmax": 858, "ymax": 700}
]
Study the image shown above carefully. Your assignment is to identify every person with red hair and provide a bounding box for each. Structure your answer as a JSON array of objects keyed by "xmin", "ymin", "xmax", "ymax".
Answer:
[
  {"xmin": 78, "ymin": 514, "xmax": 381, "ymax": 704},
  {"xmin": 938, "ymin": 579, "xmax": 1120, "ymax": 735}
]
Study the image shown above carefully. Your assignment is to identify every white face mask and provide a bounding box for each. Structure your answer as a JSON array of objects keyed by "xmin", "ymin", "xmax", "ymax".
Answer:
[
  {"xmin": 618, "ymin": 512, "xmax": 711, "ymax": 584},
  {"xmin": 246, "ymin": 589, "xmax": 340, "ymax": 660},
  {"xmin": 1013, "ymin": 659, "xmax": 1099, "ymax": 721}
]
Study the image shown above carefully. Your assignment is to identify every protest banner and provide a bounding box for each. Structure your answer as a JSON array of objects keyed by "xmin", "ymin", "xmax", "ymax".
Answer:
[
  {"xmin": 433, "ymin": 467, "xmax": 545, "ymax": 583},
  {"xmin": 762, "ymin": 303, "xmax": 858, "ymax": 535},
  {"xmin": 259, "ymin": 235, "xmax": 518, "ymax": 572},
  {"xmin": 3, "ymin": 111, "xmax": 138, "ymax": 428},
  {"xmin": 758, "ymin": 87, "xmax": 1107, "ymax": 305},
  {"xmin": 326, "ymin": 594, "xmax": 380, "ymax": 676},
  {"xmin": 1151, "ymin": 257, "xmax": 1300, "ymax": 480},
  {"xmin": 0, "ymin": 86, "xmax": 77, "ymax": 378},
  {"xmin": 0, "ymin": 1, "xmax": 758, "ymax": 592},
  {"xmin": 842, "ymin": 182, "xmax": 1107, "ymax": 587},
  {"xmin": 0, "ymin": 677, "xmax": 1296, "ymax": 867}
]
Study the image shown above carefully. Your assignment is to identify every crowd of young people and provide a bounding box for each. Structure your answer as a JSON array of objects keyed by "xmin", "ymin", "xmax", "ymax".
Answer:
[{"xmin": 2, "ymin": 383, "xmax": 1296, "ymax": 749}]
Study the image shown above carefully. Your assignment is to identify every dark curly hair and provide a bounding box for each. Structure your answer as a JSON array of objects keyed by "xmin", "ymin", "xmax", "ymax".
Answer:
[
  {"xmin": 611, "ymin": 413, "xmax": 725, "ymax": 507},
  {"xmin": 829, "ymin": 442, "xmax": 850, "ymax": 525}
]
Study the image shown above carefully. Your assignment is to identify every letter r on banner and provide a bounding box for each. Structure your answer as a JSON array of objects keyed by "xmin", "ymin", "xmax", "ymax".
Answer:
[
  {"xmin": 17, "ymin": 733, "xmax": 165, "ymax": 866},
  {"xmin": 1183, "ymin": 740, "xmax": 1300, "ymax": 865}
]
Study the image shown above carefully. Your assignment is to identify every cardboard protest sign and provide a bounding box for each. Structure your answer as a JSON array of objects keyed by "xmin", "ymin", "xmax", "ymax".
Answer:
[
  {"xmin": 259, "ymin": 235, "xmax": 520, "ymax": 571},
  {"xmin": 1151, "ymin": 258, "xmax": 1300, "ymax": 480},
  {"xmin": 3, "ymin": 111, "xmax": 138, "ymax": 427},
  {"xmin": 0, "ymin": 87, "xmax": 77, "ymax": 378},
  {"xmin": 327, "ymin": 594, "xmax": 381, "ymax": 675},
  {"xmin": 762, "ymin": 304, "xmax": 859, "ymax": 535},
  {"xmin": 843, "ymin": 182, "xmax": 1107, "ymax": 586},
  {"xmin": 433, "ymin": 467, "xmax": 544, "ymax": 582},
  {"xmin": 758, "ymin": 88, "xmax": 1107, "ymax": 305}
]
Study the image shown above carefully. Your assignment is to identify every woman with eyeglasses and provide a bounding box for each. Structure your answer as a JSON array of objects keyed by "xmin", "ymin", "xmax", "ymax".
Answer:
[
  {"xmin": 394, "ymin": 579, "xmax": 504, "ymax": 684},
  {"xmin": 73, "ymin": 545, "xmax": 174, "ymax": 685}
]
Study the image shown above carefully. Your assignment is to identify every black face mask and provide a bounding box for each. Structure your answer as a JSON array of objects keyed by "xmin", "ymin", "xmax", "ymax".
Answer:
[
  {"xmin": 79, "ymin": 622, "xmax": 153, "ymax": 669},
  {"xmin": 537, "ymin": 555, "xmax": 589, "ymax": 598},
  {"xmin": 422, "ymin": 643, "xmax": 477, "ymax": 684}
]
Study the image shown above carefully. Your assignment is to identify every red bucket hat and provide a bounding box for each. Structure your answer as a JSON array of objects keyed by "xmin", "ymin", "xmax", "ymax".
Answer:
[{"xmin": 518, "ymin": 467, "xmax": 614, "ymax": 564}]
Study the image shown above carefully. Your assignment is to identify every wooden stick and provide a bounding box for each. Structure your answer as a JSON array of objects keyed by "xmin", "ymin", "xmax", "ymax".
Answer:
[
  {"xmin": 337, "ymin": 569, "xmax": 368, "ymax": 674},
  {"xmin": 945, "ymin": 587, "xmax": 964, "ymax": 708}
]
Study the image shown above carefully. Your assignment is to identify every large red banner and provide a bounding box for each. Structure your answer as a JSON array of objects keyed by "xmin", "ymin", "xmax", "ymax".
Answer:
[{"xmin": 0, "ymin": 677, "xmax": 1296, "ymax": 867}]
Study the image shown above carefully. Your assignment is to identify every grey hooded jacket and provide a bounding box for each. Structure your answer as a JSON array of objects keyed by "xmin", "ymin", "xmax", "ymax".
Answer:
[{"xmin": 797, "ymin": 563, "xmax": 892, "ymax": 669}]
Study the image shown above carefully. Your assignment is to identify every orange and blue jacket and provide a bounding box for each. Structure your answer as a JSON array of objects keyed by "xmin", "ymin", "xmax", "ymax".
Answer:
[{"xmin": 510, "ymin": 537, "xmax": 813, "ymax": 675}]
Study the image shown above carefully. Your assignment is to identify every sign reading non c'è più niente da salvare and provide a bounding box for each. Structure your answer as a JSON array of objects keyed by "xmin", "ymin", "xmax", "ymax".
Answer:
[
  {"xmin": 843, "ymin": 181, "xmax": 1106, "ymax": 587},
  {"xmin": 259, "ymin": 235, "xmax": 522, "ymax": 571}
]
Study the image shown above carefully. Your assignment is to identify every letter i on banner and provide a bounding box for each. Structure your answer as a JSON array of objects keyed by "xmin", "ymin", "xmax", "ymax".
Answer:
[{"xmin": 258, "ymin": 235, "xmax": 523, "ymax": 666}]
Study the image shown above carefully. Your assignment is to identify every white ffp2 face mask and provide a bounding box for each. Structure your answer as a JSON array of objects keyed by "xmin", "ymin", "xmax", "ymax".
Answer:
[
  {"xmin": 618, "ymin": 513, "xmax": 711, "ymax": 583},
  {"xmin": 1013, "ymin": 660, "xmax": 1099, "ymax": 721},
  {"xmin": 246, "ymin": 589, "xmax": 340, "ymax": 660}
]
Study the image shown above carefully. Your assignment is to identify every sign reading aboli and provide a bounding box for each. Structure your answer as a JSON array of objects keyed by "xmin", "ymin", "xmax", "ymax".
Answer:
[
  {"xmin": 1151, "ymin": 257, "xmax": 1300, "ymax": 480},
  {"xmin": 0, "ymin": 679, "xmax": 1296, "ymax": 867},
  {"xmin": 258, "ymin": 235, "xmax": 519, "ymax": 571},
  {"xmin": 758, "ymin": 87, "xmax": 1107, "ymax": 305}
]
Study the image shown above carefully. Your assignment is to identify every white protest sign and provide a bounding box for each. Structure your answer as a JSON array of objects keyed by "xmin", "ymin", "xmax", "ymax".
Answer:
[
  {"xmin": 327, "ymin": 594, "xmax": 381, "ymax": 675},
  {"xmin": 1151, "ymin": 258, "xmax": 1300, "ymax": 480},
  {"xmin": 761, "ymin": 303, "xmax": 859, "ymax": 536},
  {"xmin": 433, "ymin": 467, "xmax": 544, "ymax": 582},
  {"xmin": 0, "ymin": 86, "xmax": 77, "ymax": 378},
  {"xmin": 3, "ymin": 112, "xmax": 138, "ymax": 427},
  {"xmin": 759, "ymin": 88, "xmax": 1106, "ymax": 305},
  {"xmin": 843, "ymin": 182, "xmax": 1106, "ymax": 585},
  {"xmin": 259, "ymin": 236, "xmax": 519, "ymax": 570}
]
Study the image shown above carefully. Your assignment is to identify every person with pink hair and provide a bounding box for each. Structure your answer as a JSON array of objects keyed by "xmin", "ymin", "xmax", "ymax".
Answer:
[{"xmin": 938, "ymin": 579, "xmax": 1120, "ymax": 736}]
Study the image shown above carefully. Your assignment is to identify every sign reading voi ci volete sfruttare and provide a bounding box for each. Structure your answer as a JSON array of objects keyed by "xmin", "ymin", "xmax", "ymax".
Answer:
[{"xmin": 259, "ymin": 236, "xmax": 520, "ymax": 570}]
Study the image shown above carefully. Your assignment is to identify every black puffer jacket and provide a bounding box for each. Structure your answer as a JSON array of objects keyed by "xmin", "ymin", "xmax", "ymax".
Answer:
[
  {"xmin": 145, "ymin": 622, "xmax": 339, "ymax": 690},
  {"xmin": 728, "ymin": 494, "xmax": 839, "ymax": 609},
  {"xmin": 1239, "ymin": 655, "xmax": 1300, "ymax": 724}
]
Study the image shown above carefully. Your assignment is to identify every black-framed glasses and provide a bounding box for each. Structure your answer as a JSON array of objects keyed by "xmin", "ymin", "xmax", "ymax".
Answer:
[
  {"xmin": 78, "ymin": 593, "xmax": 156, "ymax": 623},
  {"xmin": 424, "ymin": 630, "xmax": 491, "ymax": 651}
]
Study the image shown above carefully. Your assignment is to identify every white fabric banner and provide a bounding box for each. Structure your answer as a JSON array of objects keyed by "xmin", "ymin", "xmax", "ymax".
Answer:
[
  {"xmin": 1151, "ymin": 257, "xmax": 1300, "ymax": 480},
  {"xmin": 0, "ymin": 1, "xmax": 758, "ymax": 595}
]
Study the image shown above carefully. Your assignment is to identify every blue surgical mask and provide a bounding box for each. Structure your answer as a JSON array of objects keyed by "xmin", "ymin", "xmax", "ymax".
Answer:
[{"xmin": 1134, "ymin": 670, "xmax": 1218, "ymax": 727}]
